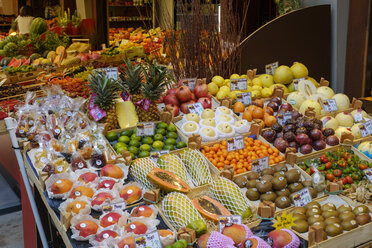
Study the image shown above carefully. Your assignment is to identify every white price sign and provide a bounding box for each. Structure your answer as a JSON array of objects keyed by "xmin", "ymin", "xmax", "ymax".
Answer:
[
  {"xmin": 230, "ymin": 78, "xmax": 247, "ymax": 91},
  {"xmin": 291, "ymin": 187, "xmax": 312, "ymax": 207},
  {"xmin": 181, "ymin": 78, "xmax": 197, "ymax": 91},
  {"xmin": 237, "ymin": 92, "xmax": 252, "ymax": 106},
  {"xmin": 150, "ymin": 150, "xmax": 169, "ymax": 162},
  {"xmin": 135, "ymin": 231, "xmax": 162, "ymax": 248},
  {"xmin": 94, "ymin": 67, "xmax": 118, "ymax": 80},
  {"xmin": 136, "ymin": 122, "xmax": 155, "ymax": 136},
  {"xmin": 363, "ymin": 168, "xmax": 372, "ymax": 183},
  {"xmin": 277, "ymin": 112, "xmax": 292, "ymax": 125},
  {"xmin": 265, "ymin": 61, "xmax": 279, "ymax": 75},
  {"xmin": 252, "ymin": 156, "xmax": 269, "ymax": 173},
  {"xmin": 359, "ymin": 120, "xmax": 372, "ymax": 137},
  {"xmin": 188, "ymin": 102, "xmax": 204, "ymax": 115},
  {"xmin": 292, "ymin": 78, "xmax": 305, "ymax": 90},
  {"xmin": 227, "ymin": 136, "xmax": 244, "ymax": 152},
  {"xmin": 354, "ymin": 109, "xmax": 363, "ymax": 122},
  {"xmin": 218, "ymin": 215, "xmax": 242, "ymax": 232},
  {"xmin": 102, "ymin": 201, "xmax": 126, "ymax": 212},
  {"xmin": 322, "ymin": 99, "xmax": 338, "ymax": 112}
]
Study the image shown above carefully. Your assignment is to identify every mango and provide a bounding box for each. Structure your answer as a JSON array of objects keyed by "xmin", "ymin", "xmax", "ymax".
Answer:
[
  {"xmin": 51, "ymin": 179, "xmax": 73, "ymax": 194},
  {"xmin": 124, "ymin": 221, "xmax": 148, "ymax": 235},
  {"xmin": 197, "ymin": 233, "xmax": 211, "ymax": 248},
  {"xmin": 95, "ymin": 230, "xmax": 118, "ymax": 242},
  {"xmin": 120, "ymin": 185, "xmax": 142, "ymax": 204},
  {"xmin": 131, "ymin": 205, "xmax": 154, "ymax": 218},
  {"xmin": 97, "ymin": 179, "xmax": 116, "ymax": 190},
  {"xmin": 78, "ymin": 172, "xmax": 97, "ymax": 183},
  {"xmin": 221, "ymin": 224, "xmax": 248, "ymax": 245},
  {"xmin": 158, "ymin": 229, "xmax": 173, "ymax": 237},
  {"xmin": 66, "ymin": 201, "xmax": 87, "ymax": 214},
  {"xmin": 69, "ymin": 186, "xmax": 94, "ymax": 199},
  {"xmin": 100, "ymin": 164, "xmax": 124, "ymax": 179},
  {"xmin": 74, "ymin": 220, "xmax": 99, "ymax": 237},
  {"xmin": 117, "ymin": 237, "xmax": 135, "ymax": 248},
  {"xmin": 100, "ymin": 212, "xmax": 121, "ymax": 227},
  {"xmin": 91, "ymin": 192, "xmax": 113, "ymax": 206}
]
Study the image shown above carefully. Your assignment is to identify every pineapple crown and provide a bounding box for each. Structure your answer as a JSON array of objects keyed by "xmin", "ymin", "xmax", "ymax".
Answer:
[
  {"xmin": 120, "ymin": 59, "xmax": 143, "ymax": 95},
  {"xmin": 88, "ymin": 71, "xmax": 121, "ymax": 110}
]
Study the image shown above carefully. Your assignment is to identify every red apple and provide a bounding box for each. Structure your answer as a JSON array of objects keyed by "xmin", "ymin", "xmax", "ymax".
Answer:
[
  {"xmin": 165, "ymin": 104, "xmax": 180, "ymax": 117},
  {"xmin": 194, "ymin": 83, "xmax": 209, "ymax": 98},
  {"xmin": 163, "ymin": 94, "xmax": 180, "ymax": 106},
  {"xmin": 180, "ymin": 100, "xmax": 195, "ymax": 114},
  {"xmin": 176, "ymin": 86, "xmax": 192, "ymax": 102},
  {"xmin": 197, "ymin": 97, "xmax": 211, "ymax": 109}
]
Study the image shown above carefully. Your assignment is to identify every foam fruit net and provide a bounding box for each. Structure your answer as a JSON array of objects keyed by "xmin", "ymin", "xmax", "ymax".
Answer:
[
  {"xmin": 177, "ymin": 148, "xmax": 212, "ymax": 186},
  {"xmin": 210, "ymin": 177, "xmax": 252, "ymax": 215},
  {"xmin": 130, "ymin": 157, "xmax": 158, "ymax": 189},
  {"xmin": 162, "ymin": 192, "xmax": 203, "ymax": 230},
  {"xmin": 158, "ymin": 154, "xmax": 193, "ymax": 186},
  {"xmin": 207, "ymin": 231, "xmax": 235, "ymax": 248}
]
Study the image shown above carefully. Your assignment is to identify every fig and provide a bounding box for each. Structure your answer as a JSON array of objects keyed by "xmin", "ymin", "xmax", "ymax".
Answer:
[
  {"xmin": 296, "ymin": 127, "xmax": 308, "ymax": 135},
  {"xmin": 288, "ymin": 141, "xmax": 298, "ymax": 149},
  {"xmin": 280, "ymin": 102, "xmax": 293, "ymax": 112},
  {"xmin": 277, "ymin": 132, "xmax": 284, "ymax": 139},
  {"xmin": 270, "ymin": 96, "xmax": 282, "ymax": 106},
  {"xmin": 274, "ymin": 138, "xmax": 288, "ymax": 153},
  {"xmin": 300, "ymin": 144, "xmax": 312, "ymax": 154},
  {"xmin": 283, "ymin": 131, "xmax": 296, "ymax": 142},
  {"xmin": 292, "ymin": 111, "xmax": 302, "ymax": 120},
  {"xmin": 271, "ymin": 123, "xmax": 283, "ymax": 133},
  {"xmin": 283, "ymin": 124, "xmax": 296, "ymax": 133},
  {"xmin": 313, "ymin": 140, "xmax": 326, "ymax": 151},
  {"xmin": 309, "ymin": 129, "xmax": 322, "ymax": 140},
  {"xmin": 295, "ymin": 133, "xmax": 310, "ymax": 145},
  {"xmin": 323, "ymin": 128, "xmax": 335, "ymax": 137},
  {"xmin": 304, "ymin": 120, "xmax": 314, "ymax": 131},
  {"xmin": 267, "ymin": 101, "xmax": 279, "ymax": 112},
  {"xmin": 262, "ymin": 129, "xmax": 277, "ymax": 143},
  {"xmin": 326, "ymin": 135, "xmax": 339, "ymax": 146}
]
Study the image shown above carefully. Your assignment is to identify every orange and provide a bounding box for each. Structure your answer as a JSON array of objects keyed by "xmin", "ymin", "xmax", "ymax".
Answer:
[
  {"xmin": 233, "ymin": 102, "xmax": 245, "ymax": 113},
  {"xmin": 252, "ymin": 108, "xmax": 264, "ymax": 119},
  {"xmin": 242, "ymin": 110, "xmax": 253, "ymax": 122},
  {"xmin": 247, "ymin": 105, "xmax": 257, "ymax": 112},
  {"xmin": 264, "ymin": 115, "xmax": 277, "ymax": 127}
]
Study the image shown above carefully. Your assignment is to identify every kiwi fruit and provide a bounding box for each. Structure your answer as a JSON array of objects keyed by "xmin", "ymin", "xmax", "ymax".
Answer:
[
  {"xmin": 337, "ymin": 204, "xmax": 352, "ymax": 214},
  {"xmin": 261, "ymin": 167, "xmax": 275, "ymax": 176},
  {"xmin": 246, "ymin": 188, "xmax": 260, "ymax": 201},
  {"xmin": 274, "ymin": 163, "xmax": 288, "ymax": 172},
  {"xmin": 325, "ymin": 223, "xmax": 343, "ymax": 237},
  {"xmin": 292, "ymin": 220, "xmax": 308, "ymax": 233},
  {"xmin": 339, "ymin": 211, "xmax": 355, "ymax": 222},
  {"xmin": 256, "ymin": 180, "xmax": 272, "ymax": 193},
  {"xmin": 273, "ymin": 171, "xmax": 286, "ymax": 177},
  {"xmin": 293, "ymin": 213, "xmax": 307, "ymax": 221},
  {"xmin": 322, "ymin": 210, "xmax": 339, "ymax": 219},
  {"xmin": 341, "ymin": 219, "xmax": 358, "ymax": 231},
  {"xmin": 272, "ymin": 176, "xmax": 287, "ymax": 190},
  {"xmin": 275, "ymin": 196, "xmax": 291, "ymax": 209},
  {"xmin": 308, "ymin": 187, "xmax": 318, "ymax": 198},
  {"xmin": 321, "ymin": 203, "xmax": 336, "ymax": 212},
  {"xmin": 324, "ymin": 217, "xmax": 341, "ymax": 225},
  {"xmin": 233, "ymin": 177, "xmax": 248, "ymax": 188},
  {"xmin": 288, "ymin": 182, "xmax": 304, "ymax": 193},
  {"xmin": 247, "ymin": 179, "xmax": 259, "ymax": 188},
  {"xmin": 276, "ymin": 188, "xmax": 290, "ymax": 197},
  {"xmin": 261, "ymin": 174, "xmax": 274, "ymax": 182},
  {"xmin": 293, "ymin": 207, "xmax": 306, "ymax": 215},
  {"xmin": 302, "ymin": 180, "xmax": 312, "ymax": 188},
  {"xmin": 306, "ymin": 208, "xmax": 322, "ymax": 218},
  {"xmin": 285, "ymin": 169, "xmax": 301, "ymax": 183},
  {"xmin": 353, "ymin": 205, "xmax": 369, "ymax": 216},
  {"xmin": 356, "ymin": 213, "xmax": 371, "ymax": 225},
  {"xmin": 305, "ymin": 201, "xmax": 321, "ymax": 210},
  {"xmin": 308, "ymin": 215, "xmax": 324, "ymax": 225},
  {"xmin": 246, "ymin": 171, "xmax": 260, "ymax": 180},
  {"xmin": 311, "ymin": 221, "xmax": 326, "ymax": 229},
  {"xmin": 260, "ymin": 191, "xmax": 277, "ymax": 202}
]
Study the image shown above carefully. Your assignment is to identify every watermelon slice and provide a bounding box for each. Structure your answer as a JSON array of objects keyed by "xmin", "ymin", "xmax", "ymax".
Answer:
[
  {"xmin": 21, "ymin": 57, "xmax": 27, "ymax": 64},
  {"xmin": 23, "ymin": 58, "xmax": 30, "ymax": 65},
  {"xmin": 8, "ymin": 59, "xmax": 22, "ymax": 68},
  {"xmin": 7, "ymin": 57, "xmax": 17, "ymax": 67}
]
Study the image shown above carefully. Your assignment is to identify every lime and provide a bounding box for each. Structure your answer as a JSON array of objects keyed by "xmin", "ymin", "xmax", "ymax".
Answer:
[
  {"xmin": 156, "ymin": 128, "xmax": 166, "ymax": 135},
  {"xmin": 172, "ymin": 242, "xmax": 184, "ymax": 248},
  {"xmin": 165, "ymin": 245, "xmax": 174, "ymax": 248},
  {"xmin": 157, "ymin": 122, "xmax": 168, "ymax": 130},
  {"xmin": 142, "ymin": 136, "xmax": 154, "ymax": 145},
  {"xmin": 120, "ymin": 129, "xmax": 133, "ymax": 137},
  {"xmin": 129, "ymin": 140, "xmax": 140, "ymax": 147},
  {"xmin": 114, "ymin": 142, "xmax": 126, "ymax": 150},
  {"xmin": 152, "ymin": 148, "xmax": 162, "ymax": 152},
  {"xmin": 118, "ymin": 136, "xmax": 130, "ymax": 144},
  {"xmin": 138, "ymin": 151, "xmax": 150, "ymax": 158},
  {"xmin": 167, "ymin": 124, "xmax": 177, "ymax": 132},
  {"xmin": 129, "ymin": 152, "xmax": 136, "ymax": 159},
  {"xmin": 129, "ymin": 146, "xmax": 139, "ymax": 155},
  {"xmin": 164, "ymin": 144, "xmax": 175, "ymax": 151},
  {"xmin": 116, "ymin": 146, "xmax": 128, "ymax": 154},
  {"xmin": 140, "ymin": 144, "xmax": 151, "ymax": 152},
  {"xmin": 165, "ymin": 138, "xmax": 177, "ymax": 146},
  {"xmin": 130, "ymin": 133, "xmax": 142, "ymax": 142},
  {"xmin": 176, "ymin": 141, "xmax": 187, "ymax": 149},
  {"xmin": 153, "ymin": 133, "xmax": 164, "ymax": 141},
  {"xmin": 177, "ymin": 239, "xmax": 188, "ymax": 248},
  {"xmin": 166, "ymin": 131, "xmax": 178, "ymax": 139},
  {"xmin": 152, "ymin": 141, "xmax": 164, "ymax": 149},
  {"xmin": 106, "ymin": 131, "xmax": 118, "ymax": 141}
]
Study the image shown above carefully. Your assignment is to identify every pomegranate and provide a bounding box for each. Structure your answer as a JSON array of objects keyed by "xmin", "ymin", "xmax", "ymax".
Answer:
[
  {"xmin": 163, "ymin": 94, "xmax": 179, "ymax": 106},
  {"xmin": 166, "ymin": 88, "xmax": 177, "ymax": 95},
  {"xmin": 180, "ymin": 100, "xmax": 195, "ymax": 114},
  {"xmin": 194, "ymin": 83, "xmax": 209, "ymax": 98},
  {"xmin": 176, "ymin": 86, "xmax": 192, "ymax": 102},
  {"xmin": 165, "ymin": 104, "xmax": 180, "ymax": 117},
  {"xmin": 197, "ymin": 97, "xmax": 211, "ymax": 109},
  {"xmin": 190, "ymin": 93, "xmax": 196, "ymax": 101}
]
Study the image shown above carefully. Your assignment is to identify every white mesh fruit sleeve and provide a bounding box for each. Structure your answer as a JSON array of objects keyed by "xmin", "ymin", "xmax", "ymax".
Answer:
[
  {"xmin": 162, "ymin": 192, "xmax": 203, "ymax": 230},
  {"xmin": 129, "ymin": 157, "xmax": 158, "ymax": 189},
  {"xmin": 157, "ymin": 154, "xmax": 194, "ymax": 187}
]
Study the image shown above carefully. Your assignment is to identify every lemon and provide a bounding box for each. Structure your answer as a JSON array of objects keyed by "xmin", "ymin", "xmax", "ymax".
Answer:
[
  {"xmin": 212, "ymin": 75, "xmax": 225, "ymax": 87},
  {"xmin": 140, "ymin": 144, "xmax": 151, "ymax": 152},
  {"xmin": 225, "ymin": 79, "xmax": 230, "ymax": 88},
  {"xmin": 307, "ymin": 76, "xmax": 319, "ymax": 87},
  {"xmin": 207, "ymin": 82, "xmax": 219, "ymax": 95},
  {"xmin": 216, "ymin": 90, "xmax": 228, "ymax": 100},
  {"xmin": 230, "ymin": 74, "xmax": 240, "ymax": 79},
  {"xmin": 291, "ymin": 62, "xmax": 309, "ymax": 79},
  {"xmin": 261, "ymin": 87, "xmax": 273, "ymax": 98},
  {"xmin": 251, "ymin": 90, "xmax": 262, "ymax": 99},
  {"xmin": 228, "ymin": 91, "xmax": 237, "ymax": 99},
  {"xmin": 287, "ymin": 82, "xmax": 296, "ymax": 92},
  {"xmin": 252, "ymin": 85, "xmax": 262, "ymax": 91},
  {"xmin": 247, "ymin": 79, "xmax": 252, "ymax": 87},
  {"xmin": 240, "ymin": 74, "xmax": 248, "ymax": 78},
  {"xmin": 246, "ymin": 86, "xmax": 252, "ymax": 92},
  {"xmin": 273, "ymin": 65, "xmax": 294, "ymax": 84},
  {"xmin": 259, "ymin": 74, "xmax": 274, "ymax": 88},
  {"xmin": 252, "ymin": 77, "xmax": 263, "ymax": 87},
  {"xmin": 220, "ymin": 86, "xmax": 230, "ymax": 93}
]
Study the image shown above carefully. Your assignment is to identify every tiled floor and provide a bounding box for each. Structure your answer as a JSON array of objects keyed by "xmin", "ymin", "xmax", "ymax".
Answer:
[{"xmin": 0, "ymin": 211, "xmax": 24, "ymax": 248}]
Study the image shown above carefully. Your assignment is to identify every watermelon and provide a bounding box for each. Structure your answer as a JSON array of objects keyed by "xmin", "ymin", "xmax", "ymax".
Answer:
[
  {"xmin": 42, "ymin": 50, "xmax": 50, "ymax": 58},
  {"xmin": 23, "ymin": 58, "xmax": 30, "ymax": 65},
  {"xmin": 5, "ymin": 35, "xmax": 17, "ymax": 44},
  {"xmin": 0, "ymin": 41, "xmax": 6, "ymax": 49},
  {"xmin": 16, "ymin": 55, "xmax": 23, "ymax": 59},
  {"xmin": 8, "ymin": 58, "xmax": 22, "ymax": 68},
  {"xmin": 30, "ymin": 53, "xmax": 41, "ymax": 61},
  {"xmin": 30, "ymin": 18, "xmax": 47, "ymax": 35},
  {"xmin": 0, "ymin": 50, "xmax": 6, "ymax": 57},
  {"xmin": 4, "ymin": 42, "xmax": 18, "ymax": 56}
]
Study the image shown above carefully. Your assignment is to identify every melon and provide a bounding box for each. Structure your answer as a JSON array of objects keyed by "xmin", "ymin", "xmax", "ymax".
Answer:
[
  {"xmin": 30, "ymin": 17, "xmax": 47, "ymax": 35},
  {"xmin": 4, "ymin": 42, "xmax": 18, "ymax": 56},
  {"xmin": 192, "ymin": 195, "xmax": 231, "ymax": 223},
  {"xmin": 30, "ymin": 53, "xmax": 41, "ymax": 61},
  {"xmin": 0, "ymin": 49, "xmax": 6, "ymax": 57},
  {"xmin": 0, "ymin": 41, "xmax": 6, "ymax": 49},
  {"xmin": 291, "ymin": 62, "xmax": 309, "ymax": 79},
  {"xmin": 47, "ymin": 51, "xmax": 56, "ymax": 61},
  {"xmin": 147, "ymin": 168, "xmax": 190, "ymax": 193},
  {"xmin": 273, "ymin": 65, "xmax": 294, "ymax": 84},
  {"xmin": 332, "ymin": 94, "xmax": 350, "ymax": 111},
  {"xmin": 5, "ymin": 35, "xmax": 17, "ymax": 44}
]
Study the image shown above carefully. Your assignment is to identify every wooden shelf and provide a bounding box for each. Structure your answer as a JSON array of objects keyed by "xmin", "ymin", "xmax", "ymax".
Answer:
[
  {"xmin": 109, "ymin": 18, "xmax": 152, "ymax": 22},
  {"xmin": 109, "ymin": 4, "xmax": 151, "ymax": 7},
  {"xmin": 0, "ymin": 24, "xmax": 11, "ymax": 26}
]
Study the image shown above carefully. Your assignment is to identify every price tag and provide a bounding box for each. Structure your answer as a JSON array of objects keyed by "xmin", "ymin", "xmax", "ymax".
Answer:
[
  {"xmin": 363, "ymin": 168, "xmax": 372, "ymax": 183},
  {"xmin": 102, "ymin": 201, "xmax": 126, "ymax": 213},
  {"xmin": 135, "ymin": 230, "xmax": 162, "ymax": 248},
  {"xmin": 354, "ymin": 109, "xmax": 363, "ymax": 122},
  {"xmin": 120, "ymin": 91, "xmax": 130, "ymax": 101},
  {"xmin": 292, "ymin": 78, "xmax": 305, "ymax": 90},
  {"xmin": 291, "ymin": 187, "xmax": 312, "ymax": 207},
  {"xmin": 89, "ymin": 107, "xmax": 106, "ymax": 121},
  {"xmin": 150, "ymin": 150, "xmax": 169, "ymax": 162},
  {"xmin": 251, "ymin": 156, "xmax": 269, "ymax": 173},
  {"xmin": 273, "ymin": 211, "xmax": 296, "ymax": 230},
  {"xmin": 227, "ymin": 136, "xmax": 244, "ymax": 152},
  {"xmin": 136, "ymin": 122, "xmax": 155, "ymax": 136},
  {"xmin": 218, "ymin": 215, "xmax": 242, "ymax": 232},
  {"xmin": 359, "ymin": 120, "xmax": 372, "ymax": 137},
  {"xmin": 265, "ymin": 61, "xmax": 279, "ymax": 75},
  {"xmin": 230, "ymin": 78, "xmax": 247, "ymax": 91},
  {"xmin": 94, "ymin": 67, "xmax": 118, "ymax": 80},
  {"xmin": 277, "ymin": 112, "xmax": 292, "ymax": 125},
  {"xmin": 181, "ymin": 78, "xmax": 197, "ymax": 91},
  {"xmin": 237, "ymin": 92, "xmax": 252, "ymax": 106},
  {"xmin": 288, "ymin": 99, "xmax": 296, "ymax": 106},
  {"xmin": 322, "ymin": 99, "xmax": 338, "ymax": 112},
  {"xmin": 188, "ymin": 102, "xmax": 204, "ymax": 115}
]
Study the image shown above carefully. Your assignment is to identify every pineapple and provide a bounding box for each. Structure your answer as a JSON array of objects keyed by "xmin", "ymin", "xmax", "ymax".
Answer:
[
  {"xmin": 88, "ymin": 71, "xmax": 121, "ymax": 130},
  {"xmin": 120, "ymin": 59, "xmax": 144, "ymax": 104}
]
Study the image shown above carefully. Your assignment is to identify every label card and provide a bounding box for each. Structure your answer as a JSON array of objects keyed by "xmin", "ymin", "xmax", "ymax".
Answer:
[
  {"xmin": 354, "ymin": 109, "xmax": 363, "ymax": 122},
  {"xmin": 181, "ymin": 78, "xmax": 197, "ymax": 91},
  {"xmin": 102, "ymin": 201, "xmax": 126, "ymax": 213},
  {"xmin": 135, "ymin": 231, "xmax": 162, "ymax": 248},
  {"xmin": 120, "ymin": 91, "xmax": 130, "ymax": 101},
  {"xmin": 359, "ymin": 120, "xmax": 372, "ymax": 137},
  {"xmin": 94, "ymin": 67, "xmax": 118, "ymax": 80},
  {"xmin": 150, "ymin": 150, "xmax": 169, "ymax": 162},
  {"xmin": 230, "ymin": 78, "xmax": 248, "ymax": 91},
  {"xmin": 291, "ymin": 187, "xmax": 312, "ymax": 207},
  {"xmin": 237, "ymin": 92, "xmax": 252, "ymax": 106},
  {"xmin": 251, "ymin": 156, "xmax": 269, "ymax": 173},
  {"xmin": 218, "ymin": 215, "xmax": 242, "ymax": 232},
  {"xmin": 322, "ymin": 99, "xmax": 338, "ymax": 112},
  {"xmin": 363, "ymin": 168, "xmax": 372, "ymax": 183},
  {"xmin": 277, "ymin": 112, "xmax": 292, "ymax": 126},
  {"xmin": 188, "ymin": 102, "xmax": 204, "ymax": 115},
  {"xmin": 136, "ymin": 122, "xmax": 155, "ymax": 136},
  {"xmin": 227, "ymin": 136, "xmax": 244, "ymax": 152},
  {"xmin": 265, "ymin": 61, "xmax": 279, "ymax": 75}
]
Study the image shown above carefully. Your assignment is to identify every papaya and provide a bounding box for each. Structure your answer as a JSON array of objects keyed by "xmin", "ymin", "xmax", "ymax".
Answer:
[
  {"xmin": 147, "ymin": 168, "xmax": 190, "ymax": 193},
  {"xmin": 192, "ymin": 195, "xmax": 231, "ymax": 223}
]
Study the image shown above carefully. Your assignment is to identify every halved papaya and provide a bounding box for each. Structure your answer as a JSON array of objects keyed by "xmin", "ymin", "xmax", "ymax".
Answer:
[
  {"xmin": 147, "ymin": 168, "xmax": 190, "ymax": 193},
  {"xmin": 192, "ymin": 196, "xmax": 231, "ymax": 223}
]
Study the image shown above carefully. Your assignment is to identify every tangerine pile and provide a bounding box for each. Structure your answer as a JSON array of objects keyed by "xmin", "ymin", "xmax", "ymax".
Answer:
[{"xmin": 201, "ymin": 137, "xmax": 285, "ymax": 175}]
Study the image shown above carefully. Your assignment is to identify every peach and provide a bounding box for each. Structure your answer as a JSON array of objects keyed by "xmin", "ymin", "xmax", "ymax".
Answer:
[
  {"xmin": 65, "ymin": 201, "xmax": 87, "ymax": 214},
  {"xmin": 100, "ymin": 164, "xmax": 124, "ymax": 179},
  {"xmin": 100, "ymin": 212, "xmax": 121, "ymax": 227},
  {"xmin": 118, "ymin": 237, "xmax": 135, "ymax": 248},
  {"xmin": 97, "ymin": 179, "xmax": 116, "ymax": 190},
  {"xmin": 267, "ymin": 230, "xmax": 292, "ymax": 248},
  {"xmin": 74, "ymin": 220, "xmax": 99, "ymax": 237},
  {"xmin": 197, "ymin": 233, "xmax": 211, "ymax": 248},
  {"xmin": 69, "ymin": 186, "xmax": 94, "ymax": 199},
  {"xmin": 78, "ymin": 172, "xmax": 97, "ymax": 183},
  {"xmin": 131, "ymin": 205, "xmax": 154, "ymax": 218},
  {"xmin": 158, "ymin": 229, "xmax": 173, "ymax": 237},
  {"xmin": 95, "ymin": 230, "xmax": 118, "ymax": 242},
  {"xmin": 91, "ymin": 192, "xmax": 113, "ymax": 206},
  {"xmin": 222, "ymin": 224, "xmax": 247, "ymax": 245},
  {"xmin": 51, "ymin": 179, "xmax": 73, "ymax": 194},
  {"xmin": 124, "ymin": 221, "xmax": 148, "ymax": 235},
  {"xmin": 120, "ymin": 185, "xmax": 142, "ymax": 204}
]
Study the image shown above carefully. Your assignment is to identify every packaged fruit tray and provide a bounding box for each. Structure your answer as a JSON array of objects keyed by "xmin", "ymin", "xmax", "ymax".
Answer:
[
  {"xmin": 282, "ymin": 195, "xmax": 372, "ymax": 248},
  {"xmin": 105, "ymin": 122, "xmax": 187, "ymax": 160}
]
